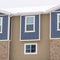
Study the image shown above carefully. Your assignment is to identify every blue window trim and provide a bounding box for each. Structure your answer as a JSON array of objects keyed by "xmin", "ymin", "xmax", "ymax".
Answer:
[
  {"xmin": 0, "ymin": 15, "xmax": 10, "ymax": 41},
  {"xmin": 20, "ymin": 15, "xmax": 40, "ymax": 41},
  {"xmin": 50, "ymin": 12, "xmax": 60, "ymax": 39}
]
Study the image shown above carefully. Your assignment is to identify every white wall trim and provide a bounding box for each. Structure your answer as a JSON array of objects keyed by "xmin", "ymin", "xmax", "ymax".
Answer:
[
  {"xmin": 8, "ymin": 41, "xmax": 10, "ymax": 60},
  {"xmin": 24, "ymin": 43, "xmax": 37, "ymax": 55},
  {"xmin": 7, "ymin": 15, "xmax": 10, "ymax": 40},
  {"xmin": 12, "ymin": 11, "xmax": 49, "ymax": 16},
  {"xmin": 0, "ymin": 40, "xmax": 11, "ymax": 41},
  {"xmin": 39, "ymin": 14, "xmax": 40, "ymax": 40},
  {"xmin": 50, "ymin": 12, "xmax": 51, "ymax": 40}
]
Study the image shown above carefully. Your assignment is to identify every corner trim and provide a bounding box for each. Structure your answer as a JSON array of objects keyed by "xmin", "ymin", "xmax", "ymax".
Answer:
[{"xmin": 7, "ymin": 15, "xmax": 10, "ymax": 40}]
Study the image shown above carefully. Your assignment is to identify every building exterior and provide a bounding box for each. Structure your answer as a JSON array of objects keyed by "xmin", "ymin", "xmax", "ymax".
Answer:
[
  {"xmin": 0, "ymin": 5, "xmax": 60, "ymax": 60},
  {"xmin": 0, "ymin": 10, "xmax": 10, "ymax": 60},
  {"xmin": 10, "ymin": 14, "xmax": 50, "ymax": 60}
]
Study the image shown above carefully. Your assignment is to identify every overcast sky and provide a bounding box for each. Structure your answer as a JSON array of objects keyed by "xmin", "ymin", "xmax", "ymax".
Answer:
[{"xmin": 0, "ymin": 0, "xmax": 60, "ymax": 13}]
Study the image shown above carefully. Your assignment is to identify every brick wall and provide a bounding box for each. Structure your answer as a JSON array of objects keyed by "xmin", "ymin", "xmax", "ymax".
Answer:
[
  {"xmin": 50, "ymin": 40, "xmax": 60, "ymax": 60},
  {"xmin": 0, "ymin": 41, "xmax": 9, "ymax": 60}
]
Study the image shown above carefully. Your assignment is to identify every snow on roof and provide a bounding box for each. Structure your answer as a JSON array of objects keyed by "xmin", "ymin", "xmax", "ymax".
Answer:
[
  {"xmin": 1, "ymin": 5, "xmax": 60, "ymax": 15},
  {"xmin": 1, "ymin": 6, "xmax": 52, "ymax": 15},
  {"xmin": 0, "ymin": 10, "xmax": 11, "ymax": 15},
  {"xmin": 47, "ymin": 5, "xmax": 60, "ymax": 12}
]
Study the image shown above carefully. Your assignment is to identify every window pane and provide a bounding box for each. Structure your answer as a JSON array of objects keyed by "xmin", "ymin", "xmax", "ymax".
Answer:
[
  {"xmin": 26, "ymin": 45, "xmax": 30, "ymax": 53},
  {"xmin": 31, "ymin": 45, "xmax": 36, "ymax": 53},
  {"xmin": 26, "ymin": 25, "xmax": 33, "ymax": 31},
  {"xmin": 0, "ymin": 19, "xmax": 1, "ymax": 25},
  {"xmin": 27, "ymin": 17, "xmax": 33, "ymax": 24},
  {"xmin": 59, "ymin": 15, "xmax": 60, "ymax": 22},
  {"xmin": 0, "ymin": 26, "xmax": 1, "ymax": 32},
  {"xmin": 59, "ymin": 23, "xmax": 60, "ymax": 29}
]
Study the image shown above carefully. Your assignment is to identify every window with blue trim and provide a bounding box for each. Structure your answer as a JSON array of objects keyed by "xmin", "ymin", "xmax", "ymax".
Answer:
[
  {"xmin": 57, "ymin": 14, "xmax": 60, "ymax": 31},
  {"xmin": 21, "ymin": 15, "xmax": 40, "ymax": 40},
  {"xmin": 0, "ymin": 17, "xmax": 3, "ymax": 33},
  {"xmin": 24, "ymin": 43, "xmax": 37, "ymax": 54},
  {"xmin": 25, "ymin": 16, "xmax": 35, "ymax": 32}
]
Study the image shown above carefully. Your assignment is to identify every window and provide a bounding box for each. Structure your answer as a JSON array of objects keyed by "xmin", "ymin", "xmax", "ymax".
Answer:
[
  {"xmin": 24, "ymin": 43, "xmax": 37, "ymax": 54},
  {"xmin": 0, "ymin": 17, "xmax": 3, "ymax": 33},
  {"xmin": 25, "ymin": 16, "xmax": 35, "ymax": 32}
]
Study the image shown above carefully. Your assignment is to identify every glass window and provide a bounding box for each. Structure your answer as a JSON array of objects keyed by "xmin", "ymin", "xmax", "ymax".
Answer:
[
  {"xmin": 0, "ymin": 17, "xmax": 3, "ymax": 33},
  {"xmin": 24, "ymin": 43, "xmax": 37, "ymax": 54},
  {"xmin": 26, "ymin": 45, "xmax": 30, "ymax": 53},
  {"xmin": 31, "ymin": 45, "xmax": 36, "ymax": 52},
  {"xmin": 27, "ymin": 17, "xmax": 34, "ymax": 24},
  {"xmin": 25, "ymin": 16, "xmax": 35, "ymax": 32},
  {"xmin": 26, "ymin": 24, "xmax": 33, "ymax": 31}
]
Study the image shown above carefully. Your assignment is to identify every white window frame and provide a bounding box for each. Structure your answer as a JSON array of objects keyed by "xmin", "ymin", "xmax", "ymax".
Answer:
[
  {"xmin": 24, "ymin": 43, "xmax": 37, "ymax": 54},
  {"xmin": 0, "ymin": 17, "xmax": 3, "ymax": 33},
  {"xmin": 57, "ymin": 14, "xmax": 60, "ymax": 31},
  {"xmin": 25, "ymin": 16, "xmax": 35, "ymax": 32}
]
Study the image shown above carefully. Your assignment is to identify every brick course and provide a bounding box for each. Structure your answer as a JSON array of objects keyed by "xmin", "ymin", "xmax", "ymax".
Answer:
[
  {"xmin": 50, "ymin": 40, "xmax": 60, "ymax": 60},
  {"xmin": 0, "ymin": 42, "xmax": 9, "ymax": 60}
]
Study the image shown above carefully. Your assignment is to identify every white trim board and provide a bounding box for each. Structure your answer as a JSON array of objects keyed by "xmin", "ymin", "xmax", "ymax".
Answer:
[
  {"xmin": 7, "ymin": 15, "xmax": 10, "ymax": 40},
  {"xmin": 12, "ymin": 11, "xmax": 49, "ymax": 16},
  {"xmin": 0, "ymin": 17, "xmax": 3, "ymax": 33},
  {"xmin": 57, "ymin": 14, "xmax": 60, "ymax": 31},
  {"xmin": 8, "ymin": 41, "xmax": 10, "ymax": 60}
]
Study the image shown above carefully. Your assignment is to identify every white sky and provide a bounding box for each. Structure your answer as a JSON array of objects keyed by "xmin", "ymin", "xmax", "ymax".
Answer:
[{"xmin": 0, "ymin": 0, "xmax": 60, "ymax": 13}]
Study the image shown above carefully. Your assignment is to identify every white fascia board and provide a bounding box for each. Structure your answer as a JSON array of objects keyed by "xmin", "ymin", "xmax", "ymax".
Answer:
[{"xmin": 11, "ymin": 11, "xmax": 49, "ymax": 16}]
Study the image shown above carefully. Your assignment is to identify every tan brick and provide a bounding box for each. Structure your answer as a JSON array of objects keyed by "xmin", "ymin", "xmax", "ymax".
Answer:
[
  {"xmin": 50, "ymin": 40, "xmax": 60, "ymax": 60},
  {"xmin": 0, "ymin": 41, "xmax": 9, "ymax": 60}
]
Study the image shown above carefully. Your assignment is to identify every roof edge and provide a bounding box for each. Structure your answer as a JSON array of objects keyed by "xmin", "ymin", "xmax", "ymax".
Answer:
[
  {"xmin": 46, "ymin": 5, "xmax": 60, "ymax": 12},
  {"xmin": 11, "ymin": 11, "xmax": 49, "ymax": 16},
  {"xmin": 0, "ymin": 10, "xmax": 12, "ymax": 15}
]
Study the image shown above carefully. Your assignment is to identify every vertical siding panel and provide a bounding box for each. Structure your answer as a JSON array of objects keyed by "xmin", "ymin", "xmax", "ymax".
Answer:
[
  {"xmin": 40, "ymin": 14, "xmax": 50, "ymax": 60},
  {"xmin": 10, "ymin": 14, "xmax": 50, "ymax": 60}
]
